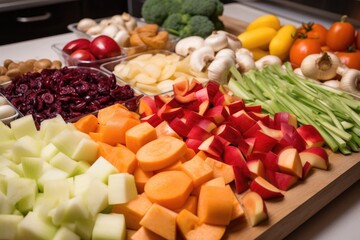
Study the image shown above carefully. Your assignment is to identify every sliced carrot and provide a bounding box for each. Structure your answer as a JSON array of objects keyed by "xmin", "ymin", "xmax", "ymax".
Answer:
[
  {"xmin": 97, "ymin": 103, "xmax": 139, "ymax": 125},
  {"xmin": 144, "ymin": 170, "xmax": 193, "ymax": 210},
  {"xmin": 155, "ymin": 121, "xmax": 181, "ymax": 139},
  {"xmin": 204, "ymin": 157, "xmax": 235, "ymax": 184},
  {"xmin": 182, "ymin": 155, "xmax": 214, "ymax": 188},
  {"xmin": 176, "ymin": 209, "xmax": 200, "ymax": 238},
  {"xmin": 139, "ymin": 203, "xmax": 177, "ymax": 240},
  {"xmin": 133, "ymin": 165, "xmax": 154, "ymax": 194},
  {"xmin": 197, "ymin": 185, "xmax": 234, "ymax": 226},
  {"xmin": 125, "ymin": 122, "xmax": 157, "ymax": 153},
  {"xmin": 131, "ymin": 226, "xmax": 166, "ymax": 240},
  {"xmin": 154, "ymin": 161, "xmax": 184, "ymax": 173},
  {"xmin": 97, "ymin": 117, "xmax": 140, "ymax": 145},
  {"xmin": 112, "ymin": 193, "xmax": 153, "ymax": 230},
  {"xmin": 136, "ymin": 136, "xmax": 187, "ymax": 171},
  {"xmin": 73, "ymin": 114, "xmax": 98, "ymax": 134}
]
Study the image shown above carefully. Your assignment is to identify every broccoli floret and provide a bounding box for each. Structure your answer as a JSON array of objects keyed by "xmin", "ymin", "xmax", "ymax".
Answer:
[
  {"xmin": 211, "ymin": 16, "xmax": 225, "ymax": 30},
  {"xmin": 213, "ymin": 0, "xmax": 224, "ymax": 17},
  {"xmin": 179, "ymin": 15, "xmax": 215, "ymax": 38},
  {"xmin": 181, "ymin": 0, "xmax": 218, "ymax": 18},
  {"xmin": 141, "ymin": 0, "xmax": 183, "ymax": 25},
  {"xmin": 162, "ymin": 13, "xmax": 191, "ymax": 35}
]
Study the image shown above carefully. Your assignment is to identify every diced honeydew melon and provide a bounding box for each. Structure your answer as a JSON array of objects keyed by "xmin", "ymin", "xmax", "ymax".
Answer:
[
  {"xmin": 16, "ymin": 211, "xmax": 58, "ymax": 240},
  {"xmin": 108, "ymin": 173, "xmax": 137, "ymax": 205},
  {"xmin": 40, "ymin": 120, "xmax": 68, "ymax": 144},
  {"xmin": 0, "ymin": 120, "xmax": 14, "ymax": 141},
  {"xmin": 0, "ymin": 174, "xmax": 6, "ymax": 193},
  {"xmin": 16, "ymin": 191, "xmax": 37, "ymax": 214},
  {"xmin": 51, "ymin": 129, "xmax": 83, "ymax": 158},
  {"xmin": 73, "ymin": 218, "xmax": 96, "ymax": 240},
  {"xmin": 10, "ymin": 114, "xmax": 38, "ymax": 139},
  {"xmin": 37, "ymin": 167, "xmax": 69, "ymax": 192},
  {"xmin": 6, "ymin": 160, "xmax": 23, "ymax": 177},
  {"xmin": 0, "ymin": 140, "xmax": 15, "ymax": 155},
  {"xmin": 53, "ymin": 226, "xmax": 80, "ymax": 240},
  {"xmin": 92, "ymin": 213, "xmax": 126, "ymax": 240},
  {"xmin": 0, "ymin": 191, "xmax": 15, "ymax": 214},
  {"xmin": 21, "ymin": 157, "xmax": 44, "ymax": 179},
  {"xmin": 73, "ymin": 174, "xmax": 93, "ymax": 196},
  {"xmin": 43, "ymin": 178, "xmax": 72, "ymax": 203},
  {"xmin": 73, "ymin": 161, "xmax": 91, "ymax": 175},
  {"xmin": 0, "ymin": 166, "xmax": 20, "ymax": 179},
  {"xmin": 86, "ymin": 156, "xmax": 118, "ymax": 184},
  {"xmin": 71, "ymin": 137, "xmax": 98, "ymax": 163},
  {"xmin": 62, "ymin": 196, "xmax": 90, "ymax": 223},
  {"xmin": 49, "ymin": 201, "xmax": 67, "ymax": 226},
  {"xmin": 50, "ymin": 152, "xmax": 79, "ymax": 176},
  {"xmin": 0, "ymin": 214, "xmax": 23, "ymax": 240},
  {"xmin": 11, "ymin": 135, "xmax": 42, "ymax": 164},
  {"xmin": 6, "ymin": 177, "xmax": 37, "ymax": 207},
  {"xmin": 41, "ymin": 143, "xmax": 59, "ymax": 162},
  {"xmin": 33, "ymin": 193, "xmax": 61, "ymax": 221},
  {"xmin": 83, "ymin": 178, "xmax": 108, "ymax": 217}
]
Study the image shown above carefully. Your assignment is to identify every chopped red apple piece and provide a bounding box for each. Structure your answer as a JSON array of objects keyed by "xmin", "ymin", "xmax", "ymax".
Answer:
[
  {"xmin": 241, "ymin": 191, "xmax": 268, "ymax": 227},
  {"xmin": 299, "ymin": 147, "xmax": 329, "ymax": 170},
  {"xmin": 277, "ymin": 147, "xmax": 303, "ymax": 178},
  {"xmin": 246, "ymin": 159, "xmax": 266, "ymax": 179},
  {"xmin": 274, "ymin": 172, "xmax": 298, "ymax": 191},
  {"xmin": 250, "ymin": 176, "xmax": 284, "ymax": 200},
  {"xmin": 296, "ymin": 125, "xmax": 325, "ymax": 147}
]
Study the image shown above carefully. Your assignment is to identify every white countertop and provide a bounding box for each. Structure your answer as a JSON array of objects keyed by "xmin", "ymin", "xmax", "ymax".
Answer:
[{"xmin": 0, "ymin": 3, "xmax": 359, "ymax": 240}]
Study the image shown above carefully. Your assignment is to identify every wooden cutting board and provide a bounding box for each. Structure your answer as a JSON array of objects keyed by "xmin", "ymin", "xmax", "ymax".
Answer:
[
  {"xmin": 217, "ymin": 15, "xmax": 360, "ymax": 239},
  {"xmin": 224, "ymin": 151, "xmax": 360, "ymax": 239}
]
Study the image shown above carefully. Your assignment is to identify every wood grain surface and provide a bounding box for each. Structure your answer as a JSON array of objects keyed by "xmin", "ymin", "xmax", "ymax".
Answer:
[{"xmin": 218, "ymin": 15, "xmax": 360, "ymax": 240}]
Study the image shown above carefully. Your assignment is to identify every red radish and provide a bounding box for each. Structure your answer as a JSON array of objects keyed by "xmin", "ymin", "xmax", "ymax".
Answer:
[
  {"xmin": 89, "ymin": 35, "xmax": 121, "ymax": 59},
  {"xmin": 62, "ymin": 38, "xmax": 91, "ymax": 54},
  {"xmin": 70, "ymin": 49, "xmax": 96, "ymax": 61}
]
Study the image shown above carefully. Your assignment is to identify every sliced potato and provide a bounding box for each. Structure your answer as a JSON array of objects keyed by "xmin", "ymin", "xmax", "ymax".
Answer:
[
  {"xmin": 159, "ymin": 64, "xmax": 177, "ymax": 81},
  {"xmin": 136, "ymin": 82, "xmax": 160, "ymax": 94},
  {"xmin": 157, "ymin": 80, "xmax": 175, "ymax": 93},
  {"xmin": 143, "ymin": 63, "xmax": 162, "ymax": 80},
  {"xmin": 133, "ymin": 73, "xmax": 157, "ymax": 85}
]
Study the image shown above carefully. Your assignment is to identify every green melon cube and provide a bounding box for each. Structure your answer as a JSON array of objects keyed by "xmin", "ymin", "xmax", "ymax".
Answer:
[
  {"xmin": 0, "ymin": 214, "xmax": 23, "ymax": 240},
  {"xmin": 16, "ymin": 211, "xmax": 58, "ymax": 240},
  {"xmin": 92, "ymin": 213, "xmax": 126, "ymax": 240},
  {"xmin": 10, "ymin": 114, "xmax": 38, "ymax": 139}
]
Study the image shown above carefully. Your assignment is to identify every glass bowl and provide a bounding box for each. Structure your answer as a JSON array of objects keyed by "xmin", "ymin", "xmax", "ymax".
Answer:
[{"xmin": 51, "ymin": 42, "xmax": 127, "ymax": 69}]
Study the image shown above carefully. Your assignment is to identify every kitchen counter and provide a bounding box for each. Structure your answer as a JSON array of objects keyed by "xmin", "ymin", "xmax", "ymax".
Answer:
[{"xmin": 0, "ymin": 3, "xmax": 360, "ymax": 240}]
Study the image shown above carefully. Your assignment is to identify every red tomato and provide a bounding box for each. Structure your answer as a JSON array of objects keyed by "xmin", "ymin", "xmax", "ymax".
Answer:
[
  {"xmin": 356, "ymin": 29, "xmax": 360, "ymax": 50},
  {"xmin": 335, "ymin": 50, "xmax": 360, "ymax": 70},
  {"xmin": 289, "ymin": 38, "xmax": 322, "ymax": 67},
  {"xmin": 299, "ymin": 22, "xmax": 328, "ymax": 46},
  {"xmin": 326, "ymin": 16, "xmax": 355, "ymax": 51},
  {"xmin": 62, "ymin": 39, "xmax": 91, "ymax": 55},
  {"xmin": 70, "ymin": 49, "xmax": 96, "ymax": 61},
  {"xmin": 89, "ymin": 35, "xmax": 121, "ymax": 60}
]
